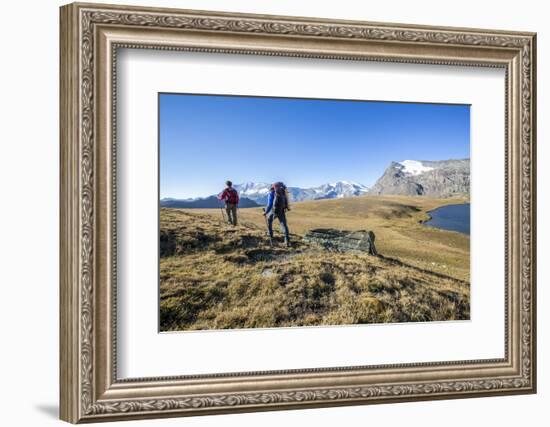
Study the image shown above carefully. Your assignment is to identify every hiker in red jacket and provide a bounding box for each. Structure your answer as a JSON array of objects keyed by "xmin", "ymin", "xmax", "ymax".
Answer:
[{"xmin": 218, "ymin": 180, "xmax": 240, "ymax": 226}]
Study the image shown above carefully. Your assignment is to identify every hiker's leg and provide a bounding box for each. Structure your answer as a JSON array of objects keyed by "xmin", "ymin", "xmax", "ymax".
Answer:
[
  {"xmin": 267, "ymin": 213, "xmax": 274, "ymax": 237},
  {"xmin": 278, "ymin": 213, "xmax": 290, "ymax": 242},
  {"xmin": 225, "ymin": 204, "xmax": 232, "ymax": 224},
  {"xmin": 231, "ymin": 204, "xmax": 238, "ymax": 226}
]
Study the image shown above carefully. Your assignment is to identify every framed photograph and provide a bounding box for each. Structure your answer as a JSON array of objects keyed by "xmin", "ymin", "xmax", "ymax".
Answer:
[{"xmin": 60, "ymin": 2, "xmax": 537, "ymax": 423}]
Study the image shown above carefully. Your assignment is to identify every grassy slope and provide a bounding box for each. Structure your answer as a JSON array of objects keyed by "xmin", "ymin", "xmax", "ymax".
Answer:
[
  {"xmin": 160, "ymin": 195, "xmax": 470, "ymax": 331},
  {"xmin": 193, "ymin": 194, "xmax": 470, "ymax": 282}
]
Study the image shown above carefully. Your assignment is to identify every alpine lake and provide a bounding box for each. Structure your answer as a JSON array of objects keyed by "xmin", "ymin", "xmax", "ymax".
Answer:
[{"xmin": 424, "ymin": 203, "xmax": 470, "ymax": 235}]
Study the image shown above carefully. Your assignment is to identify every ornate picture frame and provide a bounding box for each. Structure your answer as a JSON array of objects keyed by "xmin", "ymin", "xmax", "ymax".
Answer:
[{"xmin": 60, "ymin": 2, "xmax": 536, "ymax": 423}]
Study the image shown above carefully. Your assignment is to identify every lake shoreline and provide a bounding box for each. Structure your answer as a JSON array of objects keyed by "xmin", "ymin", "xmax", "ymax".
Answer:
[{"xmin": 422, "ymin": 202, "xmax": 470, "ymax": 235}]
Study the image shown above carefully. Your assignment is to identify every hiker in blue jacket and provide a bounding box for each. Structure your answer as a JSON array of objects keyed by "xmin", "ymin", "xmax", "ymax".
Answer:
[{"xmin": 264, "ymin": 182, "xmax": 291, "ymax": 247}]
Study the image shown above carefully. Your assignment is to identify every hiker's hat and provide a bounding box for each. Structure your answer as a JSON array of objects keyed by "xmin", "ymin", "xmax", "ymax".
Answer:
[{"xmin": 226, "ymin": 180, "xmax": 232, "ymax": 186}]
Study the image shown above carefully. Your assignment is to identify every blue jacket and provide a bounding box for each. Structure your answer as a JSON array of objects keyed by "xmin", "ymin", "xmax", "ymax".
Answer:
[{"xmin": 264, "ymin": 190, "xmax": 275, "ymax": 215}]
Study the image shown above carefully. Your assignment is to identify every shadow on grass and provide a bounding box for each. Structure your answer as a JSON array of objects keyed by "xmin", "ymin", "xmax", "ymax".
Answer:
[{"xmin": 377, "ymin": 254, "xmax": 469, "ymax": 285}]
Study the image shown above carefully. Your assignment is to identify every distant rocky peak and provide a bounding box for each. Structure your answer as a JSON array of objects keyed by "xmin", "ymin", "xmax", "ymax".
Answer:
[{"xmin": 371, "ymin": 158, "xmax": 470, "ymax": 197}]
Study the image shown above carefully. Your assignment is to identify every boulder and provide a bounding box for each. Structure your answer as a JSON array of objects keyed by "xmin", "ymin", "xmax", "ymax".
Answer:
[{"xmin": 303, "ymin": 229, "xmax": 377, "ymax": 256}]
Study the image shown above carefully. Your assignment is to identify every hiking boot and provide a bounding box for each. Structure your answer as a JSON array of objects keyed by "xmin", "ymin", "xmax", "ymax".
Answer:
[{"xmin": 284, "ymin": 239, "xmax": 291, "ymax": 248}]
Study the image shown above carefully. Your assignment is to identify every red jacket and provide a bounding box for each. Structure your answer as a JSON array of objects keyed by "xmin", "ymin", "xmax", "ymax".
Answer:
[{"xmin": 218, "ymin": 187, "xmax": 239, "ymax": 205}]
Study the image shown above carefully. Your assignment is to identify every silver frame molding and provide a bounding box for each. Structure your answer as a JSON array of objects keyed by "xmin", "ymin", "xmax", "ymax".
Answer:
[{"xmin": 60, "ymin": 2, "xmax": 537, "ymax": 423}]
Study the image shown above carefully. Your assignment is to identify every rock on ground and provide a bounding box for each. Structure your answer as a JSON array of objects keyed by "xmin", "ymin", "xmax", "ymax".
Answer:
[{"xmin": 303, "ymin": 228, "xmax": 377, "ymax": 256}]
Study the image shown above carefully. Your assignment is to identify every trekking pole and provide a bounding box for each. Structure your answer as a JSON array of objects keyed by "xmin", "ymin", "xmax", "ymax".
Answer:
[{"xmin": 262, "ymin": 208, "xmax": 273, "ymax": 246}]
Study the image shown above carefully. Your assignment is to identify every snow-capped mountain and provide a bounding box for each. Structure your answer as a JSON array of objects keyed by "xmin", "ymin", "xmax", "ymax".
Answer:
[
  {"xmin": 370, "ymin": 159, "xmax": 470, "ymax": 197},
  {"xmin": 233, "ymin": 182, "xmax": 272, "ymax": 200},
  {"xmin": 234, "ymin": 181, "xmax": 369, "ymax": 205},
  {"xmin": 307, "ymin": 181, "xmax": 369, "ymax": 200}
]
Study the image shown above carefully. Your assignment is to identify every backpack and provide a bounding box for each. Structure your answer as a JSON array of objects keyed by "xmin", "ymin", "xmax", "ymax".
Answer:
[
  {"xmin": 273, "ymin": 182, "xmax": 288, "ymax": 214},
  {"xmin": 226, "ymin": 188, "xmax": 239, "ymax": 205}
]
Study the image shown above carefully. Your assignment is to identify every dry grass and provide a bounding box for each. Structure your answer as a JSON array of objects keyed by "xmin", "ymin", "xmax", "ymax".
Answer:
[
  {"xmin": 192, "ymin": 194, "xmax": 470, "ymax": 282},
  {"xmin": 160, "ymin": 196, "xmax": 470, "ymax": 332}
]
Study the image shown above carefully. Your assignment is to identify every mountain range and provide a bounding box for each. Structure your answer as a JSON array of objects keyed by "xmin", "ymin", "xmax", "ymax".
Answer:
[
  {"xmin": 160, "ymin": 181, "xmax": 369, "ymax": 208},
  {"xmin": 160, "ymin": 158, "xmax": 470, "ymax": 208},
  {"xmin": 234, "ymin": 181, "xmax": 369, "ymax": 205},
  {"xmin": 160, "ymin": 195, "xmax": 260, "ymax": 209}
]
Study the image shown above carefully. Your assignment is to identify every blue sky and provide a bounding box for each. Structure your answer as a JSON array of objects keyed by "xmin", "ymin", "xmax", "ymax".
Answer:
[{"xmin": 160, "ymin": 93, "xmax": 470, "ymax": 199}]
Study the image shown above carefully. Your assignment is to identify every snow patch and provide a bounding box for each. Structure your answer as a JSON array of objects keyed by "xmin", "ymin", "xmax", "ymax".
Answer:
[
  {"xmin": 398, "ymin": 160, "xmax": 434, "ymax": 176},
  {"xmin": 328, "ymin": 180, "xmax": 367, "ymax": 189}
]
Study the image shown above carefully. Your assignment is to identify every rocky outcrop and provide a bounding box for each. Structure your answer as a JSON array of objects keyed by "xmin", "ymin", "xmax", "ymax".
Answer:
[
  {"xmin": 303, "ymin": 229, "xmax": 377, "ymax": 255},
  {"xmin": 370, "ymin": 159, "xmax": 470, "ymax": 197}
]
